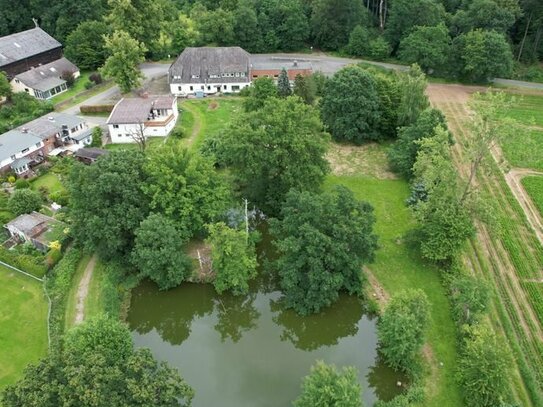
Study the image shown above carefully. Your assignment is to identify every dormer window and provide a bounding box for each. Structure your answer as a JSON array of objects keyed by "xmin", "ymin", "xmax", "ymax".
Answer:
[{"xmin": 191, "ymin": 74, "xmax": 200, "ymax": 79}]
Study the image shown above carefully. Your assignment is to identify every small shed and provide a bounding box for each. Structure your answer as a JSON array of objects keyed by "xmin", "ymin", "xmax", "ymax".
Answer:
[
  {"xmin": 5, "ymin": 211, "xmax": 63, "ymax": 251},
  {"xmin": 74, "ymin": 147, "xmax": 109, "ymax": 165}
]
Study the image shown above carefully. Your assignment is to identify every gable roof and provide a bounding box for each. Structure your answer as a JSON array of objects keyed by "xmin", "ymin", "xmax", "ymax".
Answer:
[
  {"xmin": 18, "ymin": 112, "xmax": 85, "ymax": 140},
  {"xmin": 169, "ymin": 47, "xmax": 251, "ymax": 84},
  {"xmin": 107, "ymin": 96, "xmax": 176, "ymax": 125},
  {"xmin": 0, "ymin": 28, "xmax": 61, "ymax": 67},
  {"xmin": 6, "ymin": 212, "xmax": 52, "ymax": 235},
  {"xmin": 0, "ymin": 130, "xmax": 42, "ymax": 163},
  {"xmin": 14, "ymin": 57, "xmax": 78, "ymax": 90},
  {"xmin": 74, "ymin": 148, "xmax": 109, "ymax": 160}
]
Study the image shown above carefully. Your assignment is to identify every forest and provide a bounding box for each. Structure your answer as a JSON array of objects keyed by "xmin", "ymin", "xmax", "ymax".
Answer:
[{"xmin": 0, "ymin": 0, "xmax": 541, "ymax": 82}]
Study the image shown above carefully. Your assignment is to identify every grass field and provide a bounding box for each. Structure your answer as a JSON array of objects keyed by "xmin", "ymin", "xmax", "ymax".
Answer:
[
  {"xmin": 0, "ymin": 266, "xmax": 47, "ymax": 388},
  {"xmin": 325, "ymin": 170, "xmax": 462, "ymax": 407},
  {"xmin": 104, "ymin": 137, "xmax": 165, "ymax": 151},
  {"xmin": 522, "ymin": 176, "xmax": 543, "ymax": 217},
  {"xmin": 501, "ymin": 128, "xmax": 543, "ymax": 171},
  {"xmin": 179, "ymin": 98, "xmax": 243, "ymax": 150},
  {"xmin": 50, "ymin": 72, "xmax": 91, "ymax": 105},
  {"xmin": 500, "ymin": 93, "xmax": 543, "ymax": 127},
  {"xmin": 31, "ymin": 172, "xmax": 66, "ymax": 195}
]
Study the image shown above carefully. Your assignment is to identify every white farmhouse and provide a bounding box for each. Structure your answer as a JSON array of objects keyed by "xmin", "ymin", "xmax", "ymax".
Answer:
[
  {"xmin": 106, "ymin": 96, "xmax": 178, "ymax": 144},
  {"xmin": 169, "ymin": 47, "xmax": 251, "ymax": 96}
]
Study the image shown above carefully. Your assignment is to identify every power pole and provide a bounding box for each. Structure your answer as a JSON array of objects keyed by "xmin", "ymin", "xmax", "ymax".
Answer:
[{"xmin": 244, "ymin": 198, "xmax": 249, "ymax": 244}]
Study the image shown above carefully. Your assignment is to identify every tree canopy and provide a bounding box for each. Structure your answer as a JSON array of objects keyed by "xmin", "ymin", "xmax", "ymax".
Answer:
[
  {"xmin": 64, "ymin": 21, "xmax": 110, "ymax": 70},
  {"xmin": 2, "ymin": 316, "xmax": 194, "ymax": 406},
  {"xmin": 293, "ymin": 361, "xmax": 363, "ymax": 407},
  {"xmin": 270, "ymin": 186, "xmax": 378, "ymax": 315},
  {"xmin": 8, "ymin": 189, "xmax": 42, "ymax": 216},
  {"xmin": 220, "ymin": 97, "xmax": 329, "ymax": 215}
]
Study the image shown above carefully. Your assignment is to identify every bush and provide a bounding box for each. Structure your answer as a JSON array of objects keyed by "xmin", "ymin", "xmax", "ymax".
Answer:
[
  {"xmin": 8, "ymin": 189, "xmax": 43, "ymax": 215},
  {"xmin": 79, "ymin": 104, "xmax": 114, "ymax": 114},
  {"xmin": 91, "ymin": 126, "xmax": 103, "ymax": 147},
  {"xmin": 368, "ymin": 37, "xmax": 392, "ymax": 60},
  {"xmin": 169, "ymin": 127, "xmax": 184, "ymax": 139},
  {"xmin": 0, "ymin": 246, "xmax": 48, "ymax": 277},
  {"xmin": 49, "ymin": 190, "xmax": 70, "ymax": 206},
  {"xmin": 61, "ymin": 71, "xmax": 75, "ymax": 87},
  {"xmin": 84, "ymin": 81, "xmax": 95, "ymax": 90},
  {"xmin": 45, "ymin": 248, "xmax": 63, "ymax": 268},
  {"xmin": 89, "ymin": 72, "xmax": 103, "ymax": 85},
  {"xmin": 14, "ymin": 179, "xmax": 30, "ymax": 189}
]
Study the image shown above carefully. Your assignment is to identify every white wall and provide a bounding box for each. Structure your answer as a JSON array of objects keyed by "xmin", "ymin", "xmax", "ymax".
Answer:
[
  {"xmin": 0, "ymin": 141, "xmax": 43, "ymax": 170},
  {"xmin": 170, "ymin": 82, "xmax": 250, "ymax": 96}
]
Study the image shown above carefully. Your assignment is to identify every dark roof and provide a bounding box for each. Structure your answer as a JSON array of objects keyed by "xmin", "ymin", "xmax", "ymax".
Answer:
[
  {"xmin": 74, "ymin": 148, "xmax": 109, "ymax": 160},
  {"xmin": 107, "ymin": 96, "xmax": 176, "ymax": 125},
  {"xmin": 6, "ymin": 212, "xmax": 51, "ymax": 235},
  {"xmin": 15, "ymin": 57, "xmax": 78, "ymax": 89},
  {"xmin": 169, "ymin": 47, "xmax": 251, "ymax": 84},
  {"xmin": 0, "ymin": 28, "xmax": 61, "ymax": 67},
  {"xmin": 250, "ymin": 56, "xmax": 313, "ymax": 71},
  {"xmin": 18, "ymin": 112, "xmax": 85, "ymax": 140}
]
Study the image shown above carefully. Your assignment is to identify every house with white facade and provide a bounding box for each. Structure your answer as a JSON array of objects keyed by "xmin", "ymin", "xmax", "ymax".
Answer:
[
  {"xmin": 0, "ymin": 112, "xmax": 92, "ymax": 177},
  {"xmin": 169, "ymin": 47, "xmax": 251, "ymax": 96},
  {"xmin": 106, "ymin": 96, "xmax": 178, "ymax": 144},
  {"xmin": 10, "ymin": 57, "xmax": 80, "ymax": 100}
]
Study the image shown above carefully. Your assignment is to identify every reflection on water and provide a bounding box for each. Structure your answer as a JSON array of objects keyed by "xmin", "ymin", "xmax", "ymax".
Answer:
[{"xmin": 127, "ymin": 274, "xmax": 405, "ymax": 407}]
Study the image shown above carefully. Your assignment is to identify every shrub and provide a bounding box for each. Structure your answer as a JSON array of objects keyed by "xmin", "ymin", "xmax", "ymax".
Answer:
[
  {"xmin": 368, "ymin": 37, "xmax": 392, "ymax": 60},
  {"xmin": 14, "ymin": 179, "xmax": 30, "ymax": 189},
  {"xmin": 45, "ymin": 248, "xmax": 63, "ymax": 268},
  {"xmin": 49, "ymin": 190, "xmax": 70, "ymax": 206},
  {"xmin": 8, "ymin": 189, "xmax": 43, "ymax": 215},
  {"xmin": 0, "ymin": 246, "xmax": 48, "ymax": 277},
  {"xmin": 79, "ymin": 104, "xmax": 114, "ymax": 114},
  {"xmin": 84, "ymin": 81, "xmax": 95, "ymax": 90},
  {"xmin": 91, "ymin": 126, "xmax": 103, "ymax": 147},
  {"xmin": 61, "ymin": 71, "xmax": 75, "ymax": 87},
  {"xmin": 7, "ymin": 176, "xmax": 15, "ymax": 184},
  {"xmin": 89, "ymin": 72, "xmax": 103, "ymax": 84}
]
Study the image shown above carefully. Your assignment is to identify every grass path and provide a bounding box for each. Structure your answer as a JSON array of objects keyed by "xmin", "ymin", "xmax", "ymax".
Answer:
[
  {"xmin": 0, "ymin": 266, "xmax": 47, "ymax": 388},
  {"xmin": 74, "ymin": 255, "xmax": 97, "ymax": 325},
  {"xmin": 427, "ymin": 83, "xmax": 543, "ymax": 406},
  {"xmin": 64, "ymin": 254, "xmax": 91, "ymax": 330},
  {"xmin": 326, "ymin": 172, "xmax": 462, "ymax": 407},
  {"xmin": 179, "ymin": 100, "xmax": 203, "ymax": 148}
]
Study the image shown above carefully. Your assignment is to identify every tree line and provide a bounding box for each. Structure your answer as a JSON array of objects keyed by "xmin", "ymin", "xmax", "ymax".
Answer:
[{"xmin": 0, "ymin": 0, "xmax": 541, "ymax": 84}]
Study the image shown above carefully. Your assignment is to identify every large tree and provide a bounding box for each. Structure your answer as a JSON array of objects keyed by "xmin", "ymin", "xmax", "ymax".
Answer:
[
  {"xmin": 398, "ymin": 24, "xmax": 451, "ymax": 73},
  {"xmin": 311, "ymin": 0, "xmax": 366, "ymax": 50},
  {"xmin": 320, "ymin": 66, "xmax": 382, "ymax": 144},
  {"xmin": 132, "ymin": 213, "xmax": 193, "ymax": 290},
  {"xmin": 385, "ymin": 0, "xmax": 447, "ymax": 50},
  {"xmin": 270, "ymin": 186, "xmax": 378, "ymax": 315},
  {"xmin": 294, "ymin": 361, "xmax": 362, "ymax": 407},
  {"xmin": 388, "ymin": 108, "xmax": 448, "ymax": 178},
  {"xmin": 452, "ymin": 0, "xmax": 521, "ymax": 35},
  {"xmin": 8, "ymin": 189, "xmax": 42, "ymax": 216},
  {"xmin": 277, "ymin": 68, "xmax": 291, "ymax": 97},
  {"xmin": 243, "ymin": 77, "xmax": 278, "ymax": 112},
  {"xmin": 101, "ymin": 30, "xmax": 146, "ymax": 93},
  {"xmin": 396, "ymin": 64, "xmax": 430, "ymax": 127},
  {"xmin": 457, "ymin": 323, "xmax": 512, "ymax": 407},
  {"xmin": 64, "ymin": 20, "xmax": 111, "ymax": 71},
  {"xmin": 411, "ymin": 127, "xmax": 475, "ymax": 262},
  {"xmin": 234, "ymin": 0, "xmax": 261, "ymax": 52},
  {"xmin": 451, "ymin": 29, "xmax": 514, "ymax": 82},
  {"xmin": 378, "ymin": 290, "xmax": 430, "ymax": 373},
  {"xmin": 54, "ymin": 0, "xmax": 107, "ymax": 41},
  {"xmin": 293, "ymin": 74, "xmax": 317, "ymax": 105},
  {"xmin": 68, "ymin": 151, "xmax": 149, "ymax": 259},
  {"xmin": 2, "ymin": 316, "xmax": 194, "ymax": 406},
  {"xmin": 220, "ymin": 97, "xmax": 329, "ymax": 215},
  {"xmin": 206, "ymin": 222, "xmax": 258, "ymax": 295},
  {"xmin": 143, "ymin": 144, "xmax": 230, "ymax": 238}
]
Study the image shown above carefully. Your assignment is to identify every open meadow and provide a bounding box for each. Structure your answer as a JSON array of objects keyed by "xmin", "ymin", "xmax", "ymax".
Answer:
[{"xmin": 0, "ymin": 267, "xmax": 47, "ymax": 388}]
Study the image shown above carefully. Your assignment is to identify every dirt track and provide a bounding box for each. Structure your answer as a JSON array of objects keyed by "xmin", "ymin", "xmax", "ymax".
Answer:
[{"xmin": 74, "ymin": 255, "xmax": 96, "ymax": 325}]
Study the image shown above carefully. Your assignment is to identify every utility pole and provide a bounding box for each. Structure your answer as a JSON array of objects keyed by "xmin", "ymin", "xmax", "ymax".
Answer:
[{"xmin": 244, "ymin": 198, "xmax": 249, "ymax": 244}]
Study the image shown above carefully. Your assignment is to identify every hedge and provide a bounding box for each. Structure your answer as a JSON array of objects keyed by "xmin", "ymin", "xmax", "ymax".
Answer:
[
  {"xmin": 79, "ymin": 104, "xmax": 115, "ymax": 114},
  {"xmin": 0, "ymin": 246, "xmax": 48, "ymax": 278}
]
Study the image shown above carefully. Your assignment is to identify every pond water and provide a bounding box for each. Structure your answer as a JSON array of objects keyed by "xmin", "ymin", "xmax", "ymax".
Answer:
[{"xmin": 127, "ymin": 231, "xmax": 404, "ymax": 406}]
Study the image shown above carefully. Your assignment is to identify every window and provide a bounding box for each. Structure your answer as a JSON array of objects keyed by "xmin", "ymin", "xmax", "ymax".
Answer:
[
  {"xmin": 207, "ymin": 86, "xmax": 211, "ymax": 90},
  {"xmin": 125, "ymin": 134, "xmax": 130, "ymax": 137},
  {"xmin": 235, "ymin": 72, "xmax": 240, "ymax": 77},
  {"xmin": 191, "ymin": 74, "xmax": 200, "ymax": 79},
  {"xmin": 252, "ymin": 75, "xmax": 258, "ymax": 78},
  {"xmin": 232, "ymin": 85, "xmax": 240, "ymax": 91},
  {"xmin": 15, "ymin": 79, "xmax": 19, "ymax": 83},
  {"xmin": 21, "ymin": 148, "xmax": 29, "ymax": 153},
  {"xmin": 178, "ymin": 86, "xmax": 182, "ymax": 91},
  {"xmin": 190, "ymin": 86, "xmax": 193, "ymax": 91},
  {"xmin": 240, "ymin": 72, "xmax": 246, "ymax": 77},
  {"xmin": 274, "ymin": 75, "xmax": 279, "ymax": 78},
  {"xmin": 201, "ymin": 85, "xmax": 204, "ymax": 90},
  {"xmin": 223, "ymin": 85, "xmax": 227, "ymax": 90},
  {"xmin": 113, "ymin": 124, "xmax": 119, "ymax": 129}
]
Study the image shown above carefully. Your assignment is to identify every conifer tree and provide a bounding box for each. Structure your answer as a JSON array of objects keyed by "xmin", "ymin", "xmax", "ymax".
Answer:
[{"xmin": 277, "ymin": 68, "xmax": 292, "ymax": 97}]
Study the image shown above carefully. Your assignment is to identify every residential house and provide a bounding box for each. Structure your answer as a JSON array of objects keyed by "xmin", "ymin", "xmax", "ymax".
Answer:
[
  {"xmin": 249, "ymin": 57, "xmax": 313, "ymax": 83},
  {"xmin": 106, "ymin": 95, "xmax": 178, "ymax": 144},
  {"xmin": 10, "ymin": 57, "xmax": 80, "ymax": 100},
  {"xmin": 5, "ymin": 211, "xmax": 63, "ymax": 251},
  {"xmin": 169, "ymin": 47, "xmax": 251, "ymax": 96},
  {"xmin": 0, "ymin": 26, "xmax": 62, "ymax": 79},
  {"xmin": 0, "ymin": 112, "xmax": 92, "ymax": 176}
]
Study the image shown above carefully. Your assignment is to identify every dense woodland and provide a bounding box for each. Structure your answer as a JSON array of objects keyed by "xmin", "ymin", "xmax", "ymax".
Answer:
[{"xmin": 0, "ymin": 0, "xmax": 542, "ymax": 82}]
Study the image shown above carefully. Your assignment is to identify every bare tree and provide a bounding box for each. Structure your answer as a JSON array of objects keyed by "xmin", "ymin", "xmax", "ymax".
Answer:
[{"xmin": 129, "ymin": 122, "xmax": 147, "ymax": 152}]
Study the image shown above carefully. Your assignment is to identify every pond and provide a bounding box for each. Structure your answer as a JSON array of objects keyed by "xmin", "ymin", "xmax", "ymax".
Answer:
[{"xmin": 128, "ymin": 276, "xmax": 405, "ymax": 406}]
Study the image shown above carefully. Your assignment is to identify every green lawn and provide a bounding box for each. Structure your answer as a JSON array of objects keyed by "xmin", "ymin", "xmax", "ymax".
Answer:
[
  {"xmin": 0, "ymin": 266, "xmax": 48, "ymax": 388},
  {"xmin": 104, "ymin": 137, "xmax": 165, "ymax": 151},
  {"xmin": 31, "ymin": 172, "xmax": 66, "ymax": 195},
  {"xmin": 324, "ymin": 171, "xmax": 463, "ymax": 407},
  {"xmin": 500, "ymin": 93, "xmax": 543, "ymax": 127},
  {"xmin": 501, "ymin": 128, "xmax": 543, "ymax": 171},
  {"xmin": 522, "ymin": 176, "xmax": 543, "ymax": 217},
  {"xmin": 179, "ymin": 98, "xmax": 243, "ymax": 150},
  {"xmin": 50, "ymin": 72, "xmax": 91, "ymax": 105}
]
